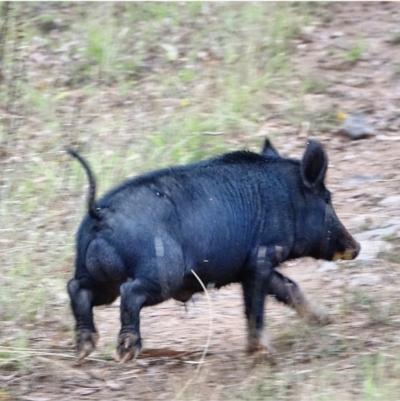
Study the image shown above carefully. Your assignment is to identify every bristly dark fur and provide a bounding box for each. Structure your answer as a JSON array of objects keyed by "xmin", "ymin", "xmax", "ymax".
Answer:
[
  {"xmin": 66, "ymin": 138, "xmax": 360, "ymax": 363},
  {"xmin": 67, "ymin": 149, "xmax": 102, "ymax": 221}
]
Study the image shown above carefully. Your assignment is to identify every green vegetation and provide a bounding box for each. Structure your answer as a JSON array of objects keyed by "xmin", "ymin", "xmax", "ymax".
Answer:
[
  {"xmin": 1, "ymin": 2, "xmax": 400, "ymax": 400},
  {"xmin": 344, "ymin": 41, "xmax": 366, "ymax": 63},
  {"xmin": 221, "ymin": 350, "xmax": 400, "ymax": 401},
  {"xmin": 301, "ymin": 75, "xmax": 329, "ymax": 94},
  {"xmin": 1, "ymin": 1, "xmax": 314, "ymax": 362}
]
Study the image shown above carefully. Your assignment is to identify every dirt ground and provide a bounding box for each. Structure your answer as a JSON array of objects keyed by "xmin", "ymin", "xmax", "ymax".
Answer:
[{"xmin": 2, "ymin": 2, "xmax": 400, "ymax": 400}]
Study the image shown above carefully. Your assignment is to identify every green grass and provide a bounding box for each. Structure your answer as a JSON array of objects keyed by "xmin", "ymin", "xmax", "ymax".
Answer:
[
  {"xmin": 2, "ymin": 1, "xmax": 313, "ymax": 328},
  {"xmin": 1, "ymin": 3, "xmax": 400, "ymax": 399},
  {"xmin": 344, "ymin": 41, "xmax": 366, "ymax": 63},
  {"xmin": 0, "ymin": 331, "xmax": 29, "ymax": 372},
  {"xmin": 0, "ymin": 4, "xmax": 319, "ymax": 381},
  {"xmin": 225, "ymin": 351, "xmax": 400, "ymax": 401},
  {"xmin": 302, "ymin": 75, "xmax": 329, "ymax": 94}
]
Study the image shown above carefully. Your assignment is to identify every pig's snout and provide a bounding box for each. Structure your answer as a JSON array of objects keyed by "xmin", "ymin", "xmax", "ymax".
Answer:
[{"xmin": 333, "ymin": 239, "xmax": 360, "ymax": 261}]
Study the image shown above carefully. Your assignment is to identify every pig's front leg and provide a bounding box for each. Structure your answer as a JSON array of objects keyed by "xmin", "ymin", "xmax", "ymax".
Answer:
[
  {"xmin": 241, "ymin": 246, "xmax": 275, "ymax": 359},
  {"xmin": 268, "ymin": 271, "xmax": 331, "ymax": 325}
]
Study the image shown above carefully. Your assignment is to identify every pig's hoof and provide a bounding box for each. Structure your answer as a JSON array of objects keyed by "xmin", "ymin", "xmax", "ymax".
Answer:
[
  {"xmin": 76, "ymin": 329, "xmax": 99, "ymax": 361},
  {"xmin": 306, "ymin": 308, "xmax": 332, "ymax": 326},
  {"xmin": 302, "ymin": 304, "xmax": 333, "ymax": 326},
  {"xmin": 116, "ymin": 332, "xmax": 141, "ymax": 363},
  {"xmin": 295, "ymin": 299, "xmax": 332, "ymax": 326},
  {"xmin": 247, "ymin": 333, "xmax": 277, "ymax": 364}
]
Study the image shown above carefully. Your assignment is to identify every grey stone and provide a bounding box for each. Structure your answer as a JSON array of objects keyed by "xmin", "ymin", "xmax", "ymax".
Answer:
[
  {"xmin": 340, "ymin": 175, "xmax": 380, "ymax": 189},
  {"xmin": 89, "ymin": 369, "xmax": 107, "ymax": 381},
  {"xmin": 356, "ymin": 240, "xmax": 393, "ymax": 261},
  {"xmin": 336, "ymin": 111, "xmax": 374, "ymax": 140},
  {"xmin": 341, "ymin": 154, "xmax": 356, "ymax": 161},
  {"xmin": 383, "ymin": 218, "xmax": 400, "ymax": 228},
  {"xmin": 354, "ymin": 226, "xmax": 399, "ymax": 241},
  {"xmin": 378, "ymin": 195, "xmax": 400, "ymax": 207},
  {"xmin": 330, "ymin": 279, "xmax": 345, "ymax": 288},
  {"xmin": 349, "ymin": 275, "xmax": 381, "ymax": 287},
  {"xmin": 317, "ymin": 261, "xmax": 339, "ymax": 272},
  {"xmin": 106, "ymin": 380, "xmax": 126, "ymax": 391},
  {"xmin": 298, "ymin": 26, "xmax": 315, "ymax": 43}
]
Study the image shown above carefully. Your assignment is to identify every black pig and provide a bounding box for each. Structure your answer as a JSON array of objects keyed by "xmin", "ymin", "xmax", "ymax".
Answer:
[{"xmin": 67, "ymin": 139, "xmax": 360, "ymax": 363}]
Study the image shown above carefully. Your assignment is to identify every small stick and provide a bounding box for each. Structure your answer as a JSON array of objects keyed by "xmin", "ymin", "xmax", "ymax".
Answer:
[{"xmin": 176, "ymin": 270, "xmax": 214, "ymax": 397}]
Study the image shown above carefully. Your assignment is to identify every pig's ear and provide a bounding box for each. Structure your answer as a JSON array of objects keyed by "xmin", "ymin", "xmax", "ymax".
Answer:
[
  {"xmin": 260, "ymin": 138, "xmax": 280, "ymax": 157},
  {"xmin": 301, "ymin": 140, "xmax": 328, "ymax": 189}
]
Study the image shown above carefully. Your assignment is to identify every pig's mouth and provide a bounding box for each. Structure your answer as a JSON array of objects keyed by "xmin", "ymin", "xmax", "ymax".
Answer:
[{"xmin": 332, "ymin": 241, "xmax": 361, "ymax": 261}]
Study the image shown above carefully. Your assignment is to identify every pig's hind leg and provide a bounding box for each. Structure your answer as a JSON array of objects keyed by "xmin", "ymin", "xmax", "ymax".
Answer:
[
  {"xmin": 117, "ymin": 278, "xmax": 166, "ymax": 363},
  {"xmin": 67, "ymin": 278, "xmax": 120, "ymax": 361},
  {"xmin": 268, "ymin": 271, "xmax": 331, "ymax": 325}
]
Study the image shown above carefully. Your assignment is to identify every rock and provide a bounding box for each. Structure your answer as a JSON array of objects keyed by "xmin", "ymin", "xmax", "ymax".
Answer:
[
  {"xmin": 383, "ymin": 218, "xmax": 400, "ymax": 228},
  {"xmin": 378, "ymin": 195, "xmax": 400, "ymax": 207},
  {"xmin": 330, "ymin": 279, "xmax": 345, "ymax": 288},
  {"xmin": 353, "ymin": 226, "xmax": 399, "ymax": 241},
  {"xmin": 89, "ymin": 369, "xmax": 107, "ymax": 381},
  {"xmin": 387, "ymin": 32, "xmax": 400, "ymax": 45},
  {"xmin": 335, "ymin": 111, "xmax": 374, "ymax": 140},
  {"xmin": 331, "ymin": 31, "xmax": 344, "ymax": 38},
  {"xmin": 340, "ymin": 174, "xmax": 380, "ymax": 189},
  {"xmin": 197, "ymin": 50, "xmax": 210, "ymax": 61},
  {"xmin": 356, "ymin": 240, "xmax": 393, "ymax": 261},
  {"xmin": 341, "ymin": 154, "xmax": 356, "ymax": 161},
  {"xmin": 106, "ymin": 380, "xmax": 126, "ymax": 391},
  {"xmin": 349, "ymin": 275, "xmax": 381, "ymax": 287},
  {"xmin": 376, "ymin": 134, "xmax": 400, "ymax": 141},
  {"xmin": 317, "ymin": 261, "xmax": 339, "ymax": 272},
  {"xmin": 297, "ymin": 43, "xmax": 308, "ymax": 50},
  {"xmin": 298, "ymin": 26, "xmax": 315, "ymax": 43},
  {"xmin": 389, "ymin": 125, "xmax": 400, "ymax": 132}
]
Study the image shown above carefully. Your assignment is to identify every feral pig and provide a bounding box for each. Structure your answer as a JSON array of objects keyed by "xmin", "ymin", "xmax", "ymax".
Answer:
[{"xmin": 67, "ymin": 139, "xmax": 360, "ymax": 363}]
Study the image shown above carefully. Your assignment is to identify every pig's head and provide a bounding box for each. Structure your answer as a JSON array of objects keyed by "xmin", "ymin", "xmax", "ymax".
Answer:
[{"xmin": 293, "ymin": 140, "xmax": 360, "ymax": 262}]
